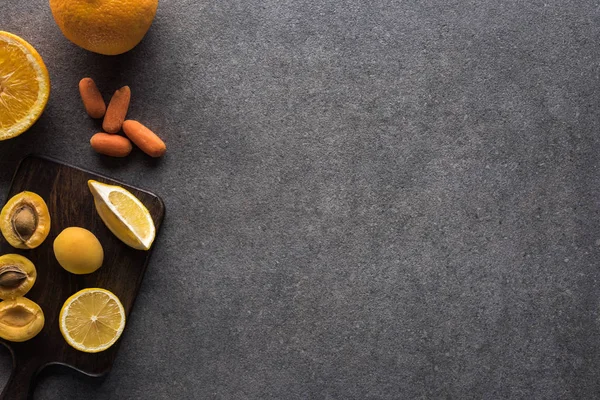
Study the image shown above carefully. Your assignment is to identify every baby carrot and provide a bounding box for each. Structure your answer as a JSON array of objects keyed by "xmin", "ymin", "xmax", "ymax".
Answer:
[
  {"xmin": 103, "ymin": 86, "xmax": 131, "ymax": 133},
  {"xmin": 122, "ymin": 120, "xmax": 166, "ymax": 157},
  {"xmin": 79, "ymin": 78, "xmax": 106, "ymax": 118},
  {"xmin": 90, "ymin": 133, "xmax": 133, "ymax": 157}
]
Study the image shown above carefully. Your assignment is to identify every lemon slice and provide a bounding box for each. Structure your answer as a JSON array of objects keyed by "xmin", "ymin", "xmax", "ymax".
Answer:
[
  {"xmin": 59, "ymin": 288, "xmax": 126, "ymax": 353},
  {"xmin": 88, "ymin": 180, "xmax": 156, "ymax": 250},
  {"xmin": 0, "ymin": 31, "xmax": 50, "ymax": 141}
]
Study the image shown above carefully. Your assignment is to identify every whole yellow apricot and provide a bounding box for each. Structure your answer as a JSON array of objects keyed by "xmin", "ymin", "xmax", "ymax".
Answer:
[{"xmin": 53, "ymin": 227, "xmax": 104, "ymax": 274}]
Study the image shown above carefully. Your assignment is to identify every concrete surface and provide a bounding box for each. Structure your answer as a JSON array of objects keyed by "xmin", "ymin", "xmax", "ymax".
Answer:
[{"xmin": 2, "ymin": 0, "xmax": 600, "ymax": 399}]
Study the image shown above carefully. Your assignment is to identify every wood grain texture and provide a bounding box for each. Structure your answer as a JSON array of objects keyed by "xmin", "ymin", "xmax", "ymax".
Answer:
[{"xmin": 0, "ymin": 155, "xmax": 164, "ymax": 400}]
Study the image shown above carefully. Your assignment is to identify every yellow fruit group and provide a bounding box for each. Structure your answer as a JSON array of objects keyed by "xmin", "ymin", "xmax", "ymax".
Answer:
[
  {"xmin": 54, "ymin": 227, "xmax": 104, "ymax": 274},
  {"xmin": 0, "ymin": 297, "xmax": 45, "ymax": 342},
  {"xmin": 0, "ymin": 31, "xmax": 50, "ymax": 141},
  {"xmin": 49, "ymin": 0, "xmax": 159, "ymax": 55},
  {"xmin": 0, "ymin": 191, "xmax": 51, "ymax": 249},
  {"xmin": 60, "ymin": 288, "xmax": 125, "ymax": 353}
]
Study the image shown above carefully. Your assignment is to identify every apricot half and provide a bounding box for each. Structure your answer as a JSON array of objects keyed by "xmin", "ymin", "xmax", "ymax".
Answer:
[
  {"xmin": 0, "ymin": 297, "xmax": 44, "ymax": 342},
  {"xmin": 0, "ymin": 191, "xmax": 51, "ymax": 249},
  {"xmin": 0, "ymin": 254, "xmax": 36, "ymax": 300}
]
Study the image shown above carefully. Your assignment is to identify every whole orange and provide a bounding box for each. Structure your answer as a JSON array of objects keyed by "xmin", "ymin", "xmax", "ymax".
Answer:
[{"xmin": 49, "ymin": 0, "xmax": 158, "ymax": 55}]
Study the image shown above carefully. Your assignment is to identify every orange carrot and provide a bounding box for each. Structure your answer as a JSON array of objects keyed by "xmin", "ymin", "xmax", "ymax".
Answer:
[
  {"xmin": 122, "ymin": 120, "xmax": 166, "ymax": 157},
  {"xmin": 79, "ymin": 78, "xmax": 106, "ymax": 119},
  {"xmin": 102, "ymin": 86, "xmax": 131, "ymax": 133},
  {"xmin": 90, "ymin": 133, "xmax": 132, "ymax": 157}
]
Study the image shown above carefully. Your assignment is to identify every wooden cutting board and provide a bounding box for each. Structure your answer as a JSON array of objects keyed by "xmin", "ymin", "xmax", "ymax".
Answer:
[{"xmin": 0, "ymin": 155, "xmax": 164, "ymax": 400}]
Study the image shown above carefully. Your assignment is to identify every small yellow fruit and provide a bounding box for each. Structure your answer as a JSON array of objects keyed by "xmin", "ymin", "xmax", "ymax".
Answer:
[
  {"xmin": 88, "ymin": 180, "xmax": 156, "ymax": 250},
  {"xmin": 0, "ymin": 31, "xmax": 50, "ymax": 140},
  {"xmin": 0, "ymin": 254, "xmax": 37, "ymax": 300},
  {"xmin": 0, "ymin": 297, "xmax": 45, "ymax": 342},
  {"xmin": 54, "ymin": 227, "xmax": 104, "ymax": 274},
  {"xmin": 49, "ymin": 0, "xmax": 159, "ymax": 55},
  {"xmin": 60, "ymin": 288, "xmax": 125, "ymax": 353},
  {"xmin": 0, "ymin": 191, "xmax": 51, "ymax": 249}
]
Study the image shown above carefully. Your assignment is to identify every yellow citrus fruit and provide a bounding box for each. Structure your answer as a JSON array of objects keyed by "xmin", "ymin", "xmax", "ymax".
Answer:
[
  {"xmin": 0, "ymin": 32, "xmax": 50, "ymax": 141},
  {"xmin": 88, "ymin": 180, "xmax": 156, "ymax": 250},
  {"xmin": 49, "ymin": 0, "xmax": 158, "ymax": 55},
  {"xmin": 59, "ymin": 288, "xmax": 126, "ymax": 353}
]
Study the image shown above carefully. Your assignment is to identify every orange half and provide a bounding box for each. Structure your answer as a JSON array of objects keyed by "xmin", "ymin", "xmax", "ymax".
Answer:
[{"xmin": 0, "ymin": 31, "xmax": 50, "ymax": 141}]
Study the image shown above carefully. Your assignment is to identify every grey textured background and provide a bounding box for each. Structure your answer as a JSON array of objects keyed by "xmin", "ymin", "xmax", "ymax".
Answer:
[{"xmin": 2, "ymin": 0, "xmax": 600, "ymax": 399}]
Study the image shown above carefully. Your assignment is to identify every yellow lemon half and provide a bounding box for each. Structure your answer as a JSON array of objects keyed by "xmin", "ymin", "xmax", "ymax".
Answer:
[
  {"xmin": 49, "ymin": 0, "xmax": 158, "ymax": 55},
  {"xmin": 88, "ymin": 180, "xmax": 156, "ymax": 250},
  {"xmin": 0, "ymin": 32, "xmax": 50, "ymax": 141},
  {"xmin": 59, "ymin": 288, "xmax": 125, "ymax": 353}
]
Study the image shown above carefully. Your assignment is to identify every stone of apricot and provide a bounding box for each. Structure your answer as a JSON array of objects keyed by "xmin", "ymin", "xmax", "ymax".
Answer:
[
  {"xmin": 0, "ymin": 297, "xmax": 44, "ymax": 342},
  {"xmin": 54, "ymin": 227, "xmax": 104, "ymax": 275},
  {"xmin": 0, "ymin": 254, "xmax": 37, "ymax": 300},
  {"xmin": 0, "ymin": 191, "xmax": 51, "ymax": 249}
]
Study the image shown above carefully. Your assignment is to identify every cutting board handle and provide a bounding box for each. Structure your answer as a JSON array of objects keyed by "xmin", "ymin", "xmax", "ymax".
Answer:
[{"xmin": 0, "ymin": 357, "xmax": 42, "ymax": 400}]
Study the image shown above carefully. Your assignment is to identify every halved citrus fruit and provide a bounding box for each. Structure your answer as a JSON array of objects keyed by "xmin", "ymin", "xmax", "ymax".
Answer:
[
  {"xmin": 88, "ymin": 180, "xmax": 156, "ymax": 250},
  {"xmin": 59, "ymin": 288, "xmax": 126, "ymax": 353},
  {"xmin": 0, "ymin": 31, "xmax": 50, "ymax": 141}
]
